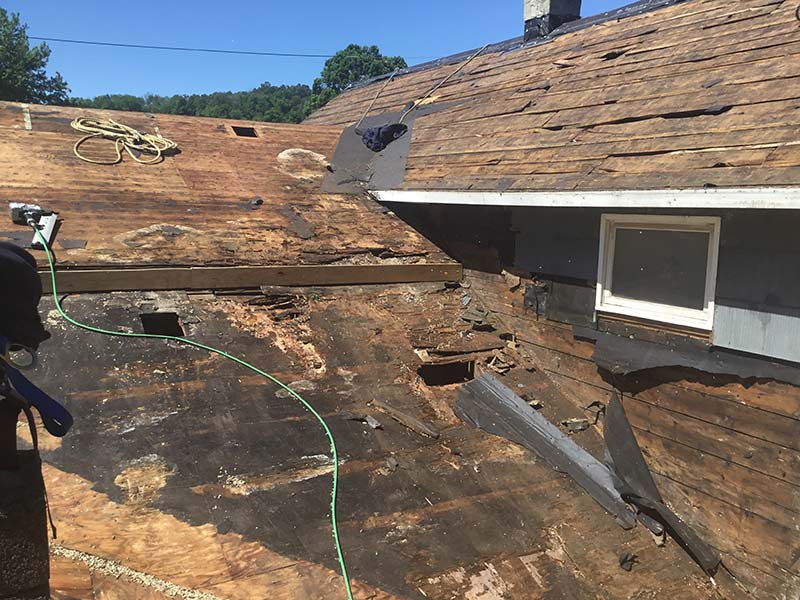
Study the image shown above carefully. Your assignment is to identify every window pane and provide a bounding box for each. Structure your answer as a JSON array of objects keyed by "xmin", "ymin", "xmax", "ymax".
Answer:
[{"xmin": 611, "ymin": 228, "xmax": 709, "ymax": 310}]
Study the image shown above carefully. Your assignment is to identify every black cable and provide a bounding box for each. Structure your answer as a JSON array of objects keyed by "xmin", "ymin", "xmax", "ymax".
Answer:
[
  {"xmin": 29, "ymin": 36, "xmax": 335, "ymax": 58},
  {"xmin": 30, "ymin": 36, "xmax": 434, "ymax": 61}
]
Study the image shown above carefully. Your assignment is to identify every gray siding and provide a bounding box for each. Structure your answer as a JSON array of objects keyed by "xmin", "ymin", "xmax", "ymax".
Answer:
[
  {"xmin": 512, "ymin": 208, "xmax": 600, "ymax": 281},
  {"xmin": 713, "ymin": 211, "xmax": 800, "ymax": 363},
  {"xmin": 714, "ymin": 304, "xmax": 800, "ymax": 363}
]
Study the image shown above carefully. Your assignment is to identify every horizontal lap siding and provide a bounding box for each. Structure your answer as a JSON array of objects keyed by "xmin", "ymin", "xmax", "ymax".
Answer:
[
  {"xmin": 468, "ymin": 270, "xmax": 800, "ymax": 598},
  {"xmin": 510, "ymin": 207, "xmax": 800, "ymax": 362},
  {"xmin": 714, "ymin": 211, "xmax": 800, "ymax": 361}
]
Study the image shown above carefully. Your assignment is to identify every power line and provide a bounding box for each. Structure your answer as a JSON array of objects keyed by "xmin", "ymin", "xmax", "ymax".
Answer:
[
  {"xmin": 30, "ymin": 36, "xmax": 434, "ymax": 61},
  {"xmin": 29, "ymin": 36, "xmax": 336, "ymax": 58}
]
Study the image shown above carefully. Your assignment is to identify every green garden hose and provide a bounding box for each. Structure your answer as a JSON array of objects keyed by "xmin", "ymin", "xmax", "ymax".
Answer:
[{"xmin": 32, "ymin": 226, "xmax": 354, "ymax": 600}]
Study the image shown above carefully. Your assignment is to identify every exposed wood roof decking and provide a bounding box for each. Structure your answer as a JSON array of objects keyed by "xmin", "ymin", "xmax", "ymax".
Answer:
[
  {"xmin": 0, "ymin": 102, "xmax": 458, "ymax": 290},
  {"xmin": 37, "ymin": 284, "xmax": 731, "ymax": 599},
  {"xmin": 307, "ymin": 0, "xmax": 800, "ymax": 192}
]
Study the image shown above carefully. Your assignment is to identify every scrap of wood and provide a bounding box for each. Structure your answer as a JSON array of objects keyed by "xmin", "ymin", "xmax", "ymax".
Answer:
[
  {"xmin": 455, "ymin": 374, "xmax": 637, "ymax": 530},
  {"xmin": 415, "ymin": 349, "xmax": 486, "ymax": 366},
  {"xmin": 40, "ymin": 263, "xmax": 463, "ymax": 293},
  {"xmin": 371, "ymin": 398, "xmax": 441, "ymax": 439}
]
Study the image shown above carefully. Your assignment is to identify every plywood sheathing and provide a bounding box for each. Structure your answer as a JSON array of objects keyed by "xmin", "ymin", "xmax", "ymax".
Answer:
[
  {"xmin": 307, "ymin": 0, "xmax": 800, "ymax": 191},
  {"xmin": 0, "ymin": 103, "xmax": 454, "ymax": 278},
  {"xmin": 26, "ymin": 284, "xmax": 720, "ymax": 599}
]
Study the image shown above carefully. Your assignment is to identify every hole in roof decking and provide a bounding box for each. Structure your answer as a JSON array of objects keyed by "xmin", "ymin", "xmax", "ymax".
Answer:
[
  {"xmin": 418, "ymin": 361, "xmax": 475, "ymax": 386},
  {"xmin": 140, "ymin": 312, "xmax": 185, "ymax": 337},
  {"xmin": 231, "ymin": 125, "xmax": 258, "ymax": 138}
]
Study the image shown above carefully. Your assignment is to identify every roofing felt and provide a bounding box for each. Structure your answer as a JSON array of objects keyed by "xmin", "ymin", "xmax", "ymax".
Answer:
[{"xmin": 306, "ymin": 0, "xmax": 800, "ymax": 192}]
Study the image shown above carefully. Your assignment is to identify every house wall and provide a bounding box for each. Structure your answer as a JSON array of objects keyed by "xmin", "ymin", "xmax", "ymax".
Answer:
[
  {"xmin": 510, "ymin": 207, "xmax": 800, "ymax": 363},
  {"xmin": 385, "ymin": 201, "xmax": 800, "ymax": 598},
  {"xmin": 512, "ymin": 208, "xmax": 600, "ymax": 281},
  {"xmin": 713, "ymin": 211, "xmax": 800, "ymax": 362},
  {"xmin": 388, "ymin": 203, "xmax": 516, "ymax": 273}
]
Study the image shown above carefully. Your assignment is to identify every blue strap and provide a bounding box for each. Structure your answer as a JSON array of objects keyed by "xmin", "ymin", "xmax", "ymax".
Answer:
[{"xmin": 0, "ymin": 337, "xmax": 73, "ymax": 437}]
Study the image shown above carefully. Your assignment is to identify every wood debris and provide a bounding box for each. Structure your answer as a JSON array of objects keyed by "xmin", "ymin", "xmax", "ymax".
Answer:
[{"xmin": 371, "ymin": 398, "xmax": 441, "ymax": 439}]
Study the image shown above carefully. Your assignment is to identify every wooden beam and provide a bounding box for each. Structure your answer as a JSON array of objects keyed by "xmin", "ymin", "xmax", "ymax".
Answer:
[{"xmin": 40, "ymin": 262, "xmax": 463, "ymax": 294}]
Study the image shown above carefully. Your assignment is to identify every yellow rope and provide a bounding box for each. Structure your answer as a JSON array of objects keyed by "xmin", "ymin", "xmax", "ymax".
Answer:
[{"xmin": 70, "ymin": 117, "xmax": 178, "ymax": 165}]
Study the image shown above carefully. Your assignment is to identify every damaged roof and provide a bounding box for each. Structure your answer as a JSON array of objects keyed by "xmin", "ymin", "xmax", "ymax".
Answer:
[
  {"xmin": 0, "ymin": 102, "xmax": 457, "ymax": 290},
  {"xmin": 307, "ymin": 0, "xmax": 800, "ymax": 191},
  {"xmin": 35, "ymin": 282, "xmax": 729, "ymax": 599}
]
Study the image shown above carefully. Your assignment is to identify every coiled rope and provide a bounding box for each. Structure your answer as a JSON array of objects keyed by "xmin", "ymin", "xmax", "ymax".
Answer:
[{"xmin": 70, "ymin": 117, "xmax": 178, "ymax": 165}]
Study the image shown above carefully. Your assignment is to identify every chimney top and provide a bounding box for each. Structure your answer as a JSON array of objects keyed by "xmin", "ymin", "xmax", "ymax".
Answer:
[{"xmin": 524, "ymin": 0, "xmax": 582, "ymax": 42}]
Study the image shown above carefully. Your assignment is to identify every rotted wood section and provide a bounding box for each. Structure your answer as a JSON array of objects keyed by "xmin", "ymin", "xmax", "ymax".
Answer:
[
  {"xmin": 32, "ymin": 284, "xmax": 721, "ymax": 599},
  {"xmin": 466, "ymin": 269, "xmax": 800, "ymax": 600}
]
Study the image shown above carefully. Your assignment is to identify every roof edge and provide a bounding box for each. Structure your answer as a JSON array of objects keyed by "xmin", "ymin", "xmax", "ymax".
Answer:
[{"xmin": 372, "ymin": 188, "xmax": 800, "ymax": 210}]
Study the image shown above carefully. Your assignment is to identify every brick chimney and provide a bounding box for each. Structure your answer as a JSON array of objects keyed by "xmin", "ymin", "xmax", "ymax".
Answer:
[{"xmin": 524, "ymin": 0, "xmax": 582, "ymax": 41}]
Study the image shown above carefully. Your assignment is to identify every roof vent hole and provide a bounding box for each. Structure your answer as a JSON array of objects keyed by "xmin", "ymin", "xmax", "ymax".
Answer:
[{"xmin": 232, "ymin": 126, "xmax": 258, "ymax": 138}]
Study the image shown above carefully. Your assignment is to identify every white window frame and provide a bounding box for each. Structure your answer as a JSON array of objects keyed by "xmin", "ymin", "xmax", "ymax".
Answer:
[{"xmin": 595, "ymin": 214, "xmax": 721, "ymax": 330}]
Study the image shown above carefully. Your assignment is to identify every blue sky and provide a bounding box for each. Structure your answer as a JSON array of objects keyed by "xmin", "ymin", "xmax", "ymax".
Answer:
[{"xmin": 6, "ymin": 1, "xmax": 630, "ymax": 98}]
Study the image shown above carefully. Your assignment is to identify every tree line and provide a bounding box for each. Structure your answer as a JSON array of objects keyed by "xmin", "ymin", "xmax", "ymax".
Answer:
[
  {"xmin": 69, "ymin": 84, "xmax": 315, "ymax": 124},
  {"xmin": 0, "ymin": 8, "xmax": 407, "ymax": 123}
]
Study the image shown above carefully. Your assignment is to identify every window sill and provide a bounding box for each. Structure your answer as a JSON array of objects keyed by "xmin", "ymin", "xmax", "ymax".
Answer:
[{"xmin": 596, "ymin": 301, "xmax": 714, "ymax": 331}]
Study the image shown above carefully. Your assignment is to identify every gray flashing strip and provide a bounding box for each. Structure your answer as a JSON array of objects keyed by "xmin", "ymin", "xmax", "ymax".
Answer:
[
  {"xmin": 373, "ymin": 189, "xmax": 800, "ymax": 209},
  {"xmin": 455, "ymin": 373, "xmax": 638, "ymax": 530},
  {"xmin": 346, "ymin": 0, "xmax": 694, "ymax": 92}
]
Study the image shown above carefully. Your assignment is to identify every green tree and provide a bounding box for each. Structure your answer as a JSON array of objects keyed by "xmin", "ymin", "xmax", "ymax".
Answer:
[
  {"xmin": 67, "ymin": 43, "xmax": 404, "ymax": 122},
  {"xmin": 304, "ymin": 44, "xmax": 406, "ymax": 115},
  {"xmin": 0, "ymin": 9, "xmax": 68, "ymax": 103},
  {"xmin": 70, "ymin": 94, "xmax": 145, "ymax": 112},
  {"xmin": 70, "ymin": 83, "xmax": 313, "ymax": 124}
]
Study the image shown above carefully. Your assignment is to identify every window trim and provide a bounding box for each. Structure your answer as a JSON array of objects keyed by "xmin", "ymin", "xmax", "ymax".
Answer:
[{"xmin": 595, "ymin": 214, "xmax": 721, "ymax": 330}]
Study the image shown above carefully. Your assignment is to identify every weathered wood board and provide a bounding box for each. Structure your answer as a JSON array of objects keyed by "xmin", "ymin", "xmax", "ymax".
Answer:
[
  {"xmin": 466, "ymin": 269, "xmax": 800, "ymax": 599},
  {"xmin": 40, "ymin": 263, "xmax": 463, "ymax": 293}
]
